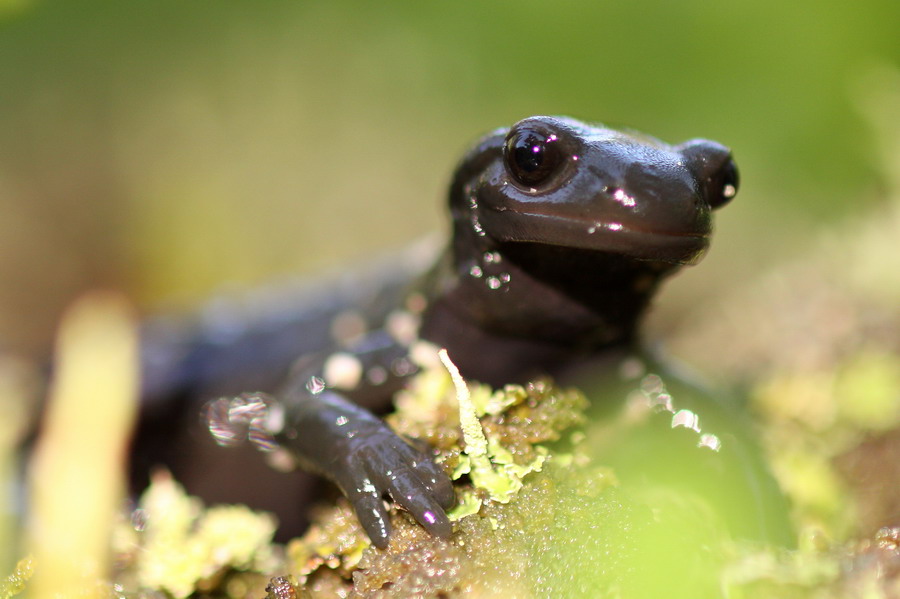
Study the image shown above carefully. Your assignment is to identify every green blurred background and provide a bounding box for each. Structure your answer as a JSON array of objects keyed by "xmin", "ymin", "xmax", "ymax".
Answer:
[{"xmin": 0, "ymin": 0, "xmax": 897, "ymax": 358}]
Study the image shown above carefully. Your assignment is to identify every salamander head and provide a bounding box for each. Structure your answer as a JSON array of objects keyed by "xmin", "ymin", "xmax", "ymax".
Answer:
[
  {"xmin": 438, "ymin": 116, "xmax": 738, "ymax": 346},
  {"xmin": 450, "ymin": 115, "xmax": 738, "ymax": 268}
]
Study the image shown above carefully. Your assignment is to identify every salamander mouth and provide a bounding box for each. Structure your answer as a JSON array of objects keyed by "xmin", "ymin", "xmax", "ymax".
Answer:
[
  {"xmin": 497, "ymin": 239, "xmax": 681, "ymax": 314},
  {"xmin": 486, "ymin": 211, "xmax": 711, "ymax": 265}
]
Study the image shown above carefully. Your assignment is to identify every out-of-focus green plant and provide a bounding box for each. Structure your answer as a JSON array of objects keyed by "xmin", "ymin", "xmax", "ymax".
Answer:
[
  {"xmin": 0, "ymin": 558, "xmax": 32, "ymax": 599},
  {"xmin": 115, "ymin": 472, "xmax": 277, "ymax": 599},
  {"xmin": 26, "ymin": 293, "xmax": 138, "ymax": 598}
]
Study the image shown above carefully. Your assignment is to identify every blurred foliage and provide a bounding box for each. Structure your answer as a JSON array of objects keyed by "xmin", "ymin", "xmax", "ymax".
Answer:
[
  {"xmin": 0, "ymin": 0, "xmax": 898, "ymax": 354},
  {"xmin": 0, "ymin": 557, "xmax": 32, "ymax": 599},
  {"xmin": 23, "ymin": 293, "xmax": 137, "ymax": 597},
  {"xmin": 114, "ymin": 472, "xmax": 277, "ymax": 598}
]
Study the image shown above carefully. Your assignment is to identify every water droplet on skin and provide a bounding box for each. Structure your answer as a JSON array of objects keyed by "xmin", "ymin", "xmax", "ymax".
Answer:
[
  {"xmin": 611, "ymin": 188, "xmax": 636, "ymax": 207},
  {"xmin": 652, "ymin": 392, "xmax": 674, "ymax": 413},
  {"xmin": 640, "ymin": 374, "xmax": 664, "ymax": 394},
  {"xmin": 228, "ymin": 395, "xmax": 268, "ymax": 421},
  {"xmin": 672, "ymin": 409, "xmax": 701, "ymax": 432},
  {"xmin": 248, "ymin": 421, "xmax": 279, "ymax": 451},
  {"xmin": 469, "ymin": 265, "xmax": 483, "ymax": 278},
  {"xmin": 486, "ymin": 277, "xmax": 502, "ymax": 290},
  {"xmin": 306, "ymin": 376, "xmax": 326, "ymax": 395},
  {"xmin": 469, "ymin": 195, "xmax": 485, "ymax": 236},
  {"xmin": 131, "ymin": 508, "xmax": 147, "ymax": 531},
  {"xmin": 698, "ymin": 434, "xmax": 721, "ymax": 451},
  {"xmin": 205, "ymin": 398, "xmax": 238, "ymax": 446},
  {"xmin": 471, "ymin": 214, "xmax": 485, "ymax": 236}
]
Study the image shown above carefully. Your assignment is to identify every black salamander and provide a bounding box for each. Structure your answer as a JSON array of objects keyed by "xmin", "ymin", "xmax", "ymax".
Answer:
[{"xmin": 140, "ymin": 116, "xmax": 742, "ymax": 548}]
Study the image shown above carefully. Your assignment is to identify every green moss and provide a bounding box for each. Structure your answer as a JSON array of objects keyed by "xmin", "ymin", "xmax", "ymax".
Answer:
[
  {"xmin": 94, "ymin": 342, "xmax": 900, "ymax": 598},
  {"xmin": 283, "ymin": 351, "xmax": 761, "ymax": 598}
]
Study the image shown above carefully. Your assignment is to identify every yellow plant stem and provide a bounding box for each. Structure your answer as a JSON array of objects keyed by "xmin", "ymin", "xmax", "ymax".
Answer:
[{"xmin": 27, "ymin": 293, "xmax": 138, "ymax": 597}]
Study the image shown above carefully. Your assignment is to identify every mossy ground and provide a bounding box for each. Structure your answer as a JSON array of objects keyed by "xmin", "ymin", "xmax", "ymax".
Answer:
[{"xmin": 4, "ymin": 233, "xmax": 900, "ymax": 598}]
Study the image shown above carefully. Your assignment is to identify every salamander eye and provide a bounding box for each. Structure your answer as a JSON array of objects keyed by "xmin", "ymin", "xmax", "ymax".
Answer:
[
  {"xmin": 709, "ymin": 159, "xmax": 739, "ymax": 209},
  {"xmin": 504, "ymin": 127, "xmax": 565, "ymax": 187}
]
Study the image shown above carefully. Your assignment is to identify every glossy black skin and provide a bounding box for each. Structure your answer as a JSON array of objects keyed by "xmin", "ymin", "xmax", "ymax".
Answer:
[
  {"xmin": 139, "ymin": 116, "xmax": 739, "ymax": 548},
  {"xmin": 422, "ymin": 117, "xmax": 735, "ymax": 383},
  {"xmin": 258, "ymin": 116, "xmax": 738, "ymax": 547}
]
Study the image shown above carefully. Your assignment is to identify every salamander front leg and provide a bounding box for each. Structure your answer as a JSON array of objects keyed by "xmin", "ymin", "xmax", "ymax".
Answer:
[{"xmin": 275, "ymin": 389, "xmax": 454, "ymax": 548}]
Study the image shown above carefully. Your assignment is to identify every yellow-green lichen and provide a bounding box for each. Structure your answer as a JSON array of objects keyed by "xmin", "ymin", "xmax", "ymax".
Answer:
[
  {"xmin": 120, "ymin": 472, "xmax": 277, "ymax": 598},
  {"xmin": 439, "ymin": 348, "xmax": 549, "ymax": 504}
]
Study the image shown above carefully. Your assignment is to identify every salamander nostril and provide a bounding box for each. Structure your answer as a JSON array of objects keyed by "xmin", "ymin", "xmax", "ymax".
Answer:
[{"xmin": 716, "ymin": 159, "xmax": 740, "ymax": 207}]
